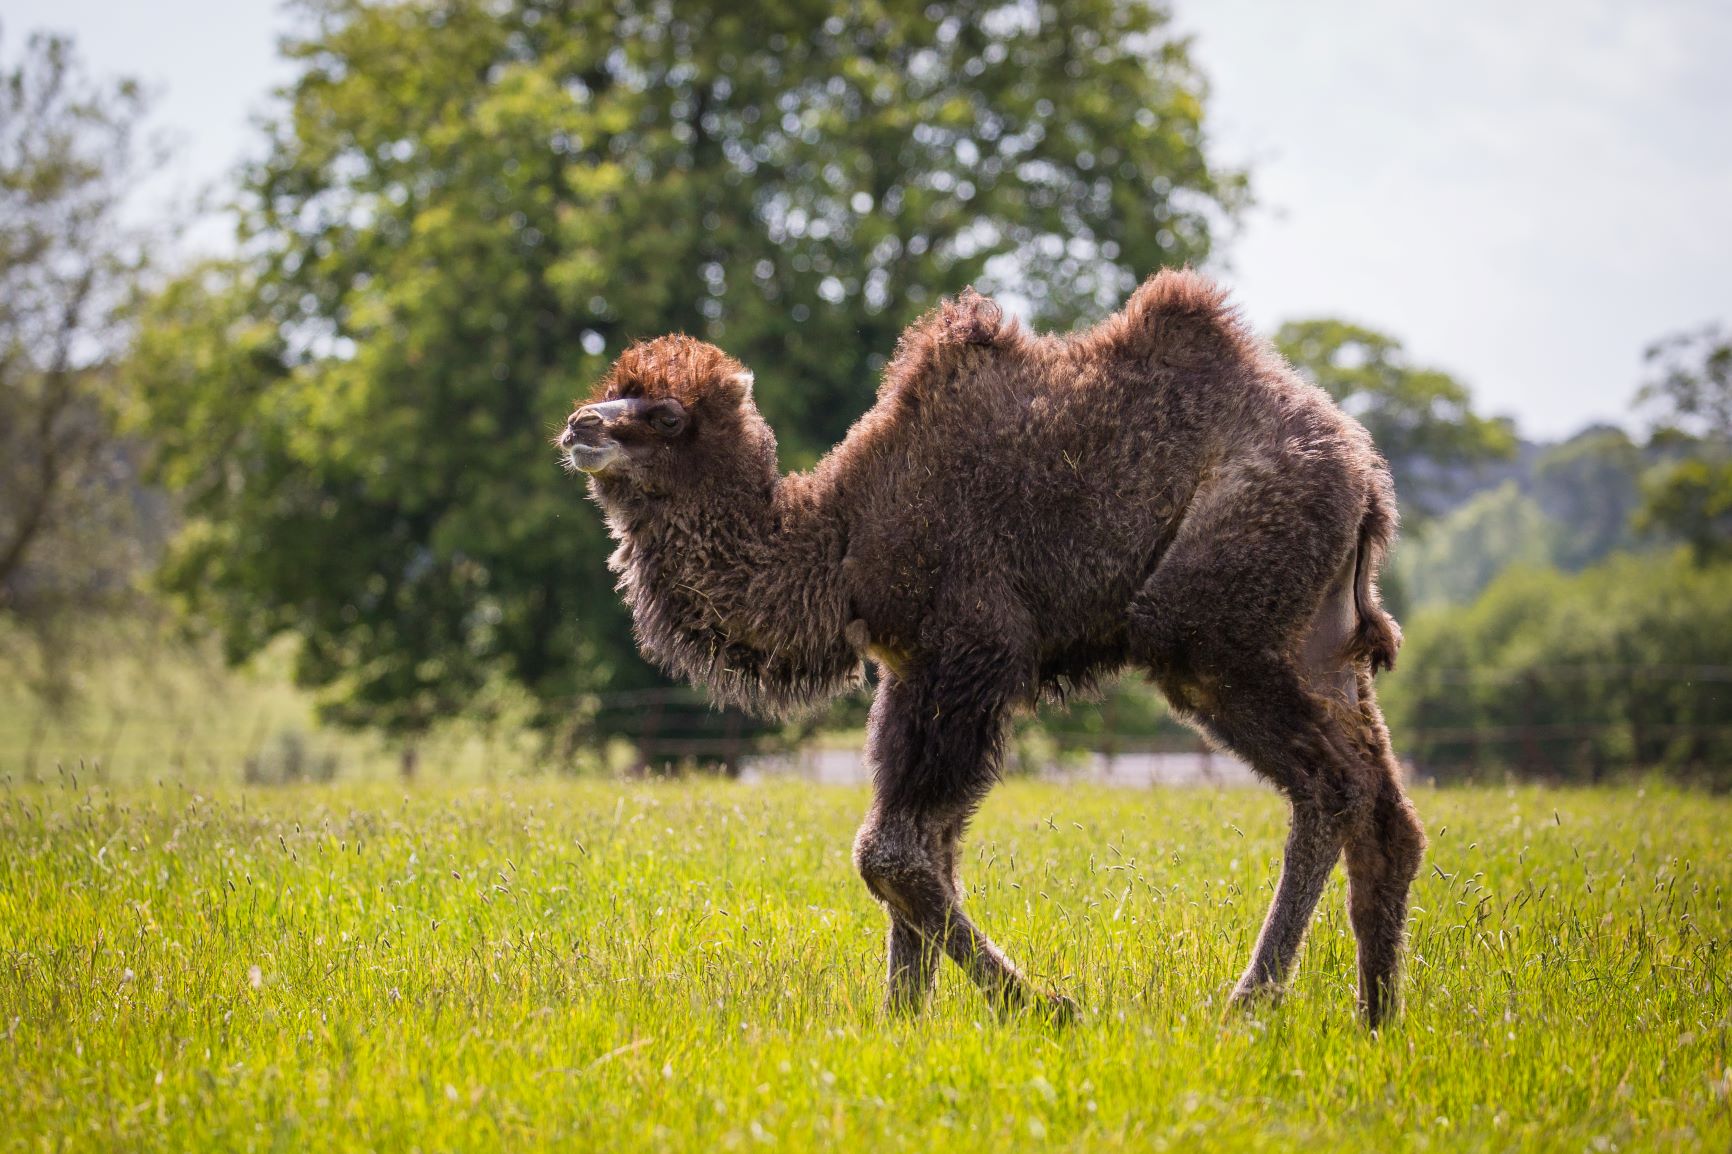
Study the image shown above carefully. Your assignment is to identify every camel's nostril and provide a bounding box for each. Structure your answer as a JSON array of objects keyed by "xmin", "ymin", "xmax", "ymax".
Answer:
[{"xmin": 573, "ymin": 409, "xmax": 602, "ymax": 429}]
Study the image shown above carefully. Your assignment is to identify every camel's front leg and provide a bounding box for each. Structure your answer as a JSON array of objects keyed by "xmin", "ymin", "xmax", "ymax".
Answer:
[
  {"xmin": 884, "ymin": 916, "xmax": 939, "ymax": 1013},
  {"xmin": 853, "ymin": 666, "xmax": 1070, "ymax": 1017},
  {"xmin": 855, "ymin": 805, "xmax": 1041, "ymax": 1013}
]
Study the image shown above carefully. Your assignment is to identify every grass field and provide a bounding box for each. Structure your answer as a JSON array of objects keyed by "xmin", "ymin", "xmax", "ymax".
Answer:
[{"xmin": 2, "ymin": 778, "xmax": 1727, "ymax": 1151}]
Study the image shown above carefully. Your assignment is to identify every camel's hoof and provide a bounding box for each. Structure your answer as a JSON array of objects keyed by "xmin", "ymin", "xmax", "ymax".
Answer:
[
  {"xmin": 1042, "ymin": 991, "xmax": 1081, "ymax": 1025},
  {"xmin": 988, "ymin": 986, "xmax": 1079, "ymax": 1025},
  {"xmin": 883, "ymin": 993, "xmax": 930, "ymax": 1019},
  {"xmin": 1225, "ymin": 981, "xmax": 1283, "ymax": 1018},
  {"xmin": 1357, "ymin": 997, "xmax": 1399, "ymax": 1033}
]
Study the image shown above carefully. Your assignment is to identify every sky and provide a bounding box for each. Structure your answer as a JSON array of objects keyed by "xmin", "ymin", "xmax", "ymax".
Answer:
[{"xmin": 7, "ymin": 0, "xmax": 1731, "ymax": 440}]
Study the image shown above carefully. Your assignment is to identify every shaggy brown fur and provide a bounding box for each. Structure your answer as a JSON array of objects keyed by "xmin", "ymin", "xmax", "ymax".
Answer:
[{"xmin": 559, "ymin": 269, "xmax": 1426, "ymax": 1026}]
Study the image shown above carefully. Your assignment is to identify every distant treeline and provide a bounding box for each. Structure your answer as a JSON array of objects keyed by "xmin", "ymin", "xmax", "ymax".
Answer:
[
  {"xmin": 1392, "ymin": 424, "xmax": 1705, "ymax": 611},
  {"xmin": 5, "ymin": 17, "xmax": 1729, "ymax": 786},
  {"xmin": 1380, "ymin": 552, "xmax": 1732, "ymax": 786}
]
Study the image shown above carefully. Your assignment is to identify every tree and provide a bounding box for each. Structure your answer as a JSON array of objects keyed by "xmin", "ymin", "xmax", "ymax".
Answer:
[
  {"xmin": 1380, "ymin": 553, "xmax": 1732, "ymax": 785},
  {"xmin": 132, "ymin": 0, "xmax": 1247, "ymax": 739},
  {"xmin": 0, "ymin": 31, "xmax": 157, "ymax": 610},
  {"xmin": 1634, "ymin": 324, "xmax": 1732, "ymax": 563},
  {"xmin": 1275, "ymin": 319, "xmax": 1516, "ymax": 524},
  {"xmin": 1531, "ymin": 425, "xmax": 1643, "ymax": 571},
  {"xmin": 1639, "ymin": 324, "xmax": 1732, "ymax": 442},
  {"xmin": 1392, "ymin": 481, "xmax": 1550, "ymax": 609},
  {"xmin": 1637, "ymin": 456, "xmax": 1732, "ymax": 565}
]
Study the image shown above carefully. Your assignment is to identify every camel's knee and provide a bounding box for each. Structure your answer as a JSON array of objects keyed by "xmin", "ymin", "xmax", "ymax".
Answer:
[
  {"xmin": 852, "ymin": 819, "xmax": 898, "ymax": 900},
  {"xmin": 1348, "ymin": 786, "xmax": 1426, "ymax": 892},
  {"xmin": 853, "ymin": 815, "xmax": 939, "ymax": 915},
  {"xmin": 1381, "ymin": 792, "xmax": 1427, "ymax": 885}
]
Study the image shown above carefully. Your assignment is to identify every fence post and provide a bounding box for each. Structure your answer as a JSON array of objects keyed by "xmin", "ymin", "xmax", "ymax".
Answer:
[
  {"xmin": 636, "ymin": 695, "xmax": 666, "ymax": 776},
  {"xmin": 24, "ymin": 713, "xmax": 45, "ymax": 781},
  {"xmin": 1520, "ymin": 672, "xmax": 1545, "ymax": 777},
  {"xmin": 1626, "ymin": 667, "xmax": 1644, "ymax": 773},
  {"xmin": 1102, "ymin": 693, "xmax": 1119, "ymax": 780},
  {"xmin": 1467, "ymin": 670, "xmax": 1484, "ymax": 774},
  {"xmin": 97, "ymin": 712, "xmax": 126, "ymax": 781},
  {"xmin": 720, "ymin": 709, "xmax": 742, "ymax": 778}
]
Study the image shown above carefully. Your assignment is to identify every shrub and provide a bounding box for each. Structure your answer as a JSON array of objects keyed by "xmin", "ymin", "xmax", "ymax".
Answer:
[{"xmin": 1381, "ymin": 551, "xmax": 1732, "ymax": 784}]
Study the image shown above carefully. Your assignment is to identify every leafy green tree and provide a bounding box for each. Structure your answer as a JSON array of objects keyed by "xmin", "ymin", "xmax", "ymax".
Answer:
[
  {"xmin": 1275, "ymin": 319, "xmax": 1516, "ymax": 524},
  {"xmin": 131, "ymin": 0, "xmax": 1246, "ymax": 739},
  {"xmin": 1639, "ymin": 324, "xmax": 1732, "ymax": 442},
  {"xmin": 1381, "ymin": 552, "xmax": 1732, "ymax": 784},
  {"xmin": 1392, "ymin": 481, "xmax": 1550, "ymax": 609},
  {"xmin": 1638, "ymin": 457, "xmax": 1732, "ymax": 564},
  {"xmin": 0, "ymin": 31, "xmax": 157, "ymax": 610},
  {"xmin": 1531, "ymin": 426, "xmax": 1643, "ymax": 571},
  {"xmin": 1634, "ymin": 324, "xmax": 1732, "ymax": 563}
]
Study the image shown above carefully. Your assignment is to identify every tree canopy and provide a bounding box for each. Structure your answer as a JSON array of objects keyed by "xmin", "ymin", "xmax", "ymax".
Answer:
[
  {"xmin": 0, "ymin": 31, "xmax": 156, "ymax": 610},
  {"xmin": 1382, "ymin": 551, "xmax": 1732, "ymax": 784},
  {"xmin": 1634, "ymin": 324, "xmax": 1732, "ymax": 563},
  {"xmin": 1639, "ymin": 324, "xmax": 1732, "ymax": 443},
  {"xmin": 131, "ymin": 0, "xmax": 1247, "ymax": 735},
  {"xmin": 1531, "ymin": 426, "xmax": 1644, "ymax": 572},
  {"xmin": 1392, "ymin": 481, "xmax": 1550, "ymax": 609},
  {"xmin": 1275, "ymin": 318, "xmax": 1516, "ymax": 524}
]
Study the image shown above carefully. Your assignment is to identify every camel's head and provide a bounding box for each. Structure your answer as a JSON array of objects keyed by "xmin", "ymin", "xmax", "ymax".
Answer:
[{"xmin": 559, "ymin": 335, "xmax": 771, "ymax": 501}]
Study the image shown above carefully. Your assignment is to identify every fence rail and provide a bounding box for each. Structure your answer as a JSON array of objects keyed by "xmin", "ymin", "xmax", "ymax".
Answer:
[{"xmin": 2, "ymin": 666, "xmax": 1726, "ymax": 783}]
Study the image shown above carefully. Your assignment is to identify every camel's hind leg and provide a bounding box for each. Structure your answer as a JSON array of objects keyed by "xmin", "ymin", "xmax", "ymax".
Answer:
[
  {"xmin": 1232, "ymin": 784, "xmax": 1347, "ymax": 1003},
  {"xmin": 1342, "ymin": 668, "xmax": 1426, "ymax": 1025},
  {"xmin": 1128, "ymin": 467, "xmax": 1421, "ymax": 1022},
  {"xmin": 1155, "ymin": 659, "xmax": 1367, "ymax": 1010},
  {"xmin": 1209, "ymin": 620, "xmax": 1423, "ymax": 1024},
  {"xmin": 1293, "ymin": 568, "xmax": 1426, "ymax": 1023}
]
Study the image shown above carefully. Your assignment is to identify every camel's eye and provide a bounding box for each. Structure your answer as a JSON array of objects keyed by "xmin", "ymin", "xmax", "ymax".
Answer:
[{"xmin": 649, "ymin": 405, "xmax": 685, "ymax": 435}]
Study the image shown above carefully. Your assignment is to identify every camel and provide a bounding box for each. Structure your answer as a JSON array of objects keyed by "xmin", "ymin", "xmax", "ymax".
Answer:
[{"xmin": 558, "ymin": 269, "xmax": 1426, "ymax": 1025}]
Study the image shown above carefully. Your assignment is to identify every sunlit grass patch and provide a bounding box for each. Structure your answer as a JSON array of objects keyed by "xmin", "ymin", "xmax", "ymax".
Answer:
[{"xmin": 1, "ymin": 779, "xmax": 1726, "ymax": 1151}]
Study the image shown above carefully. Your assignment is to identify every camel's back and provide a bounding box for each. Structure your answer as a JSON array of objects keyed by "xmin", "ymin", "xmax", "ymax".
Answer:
[{"xmin": 833, "ymin": 272, "xmax": 1378, "ymax": 657}]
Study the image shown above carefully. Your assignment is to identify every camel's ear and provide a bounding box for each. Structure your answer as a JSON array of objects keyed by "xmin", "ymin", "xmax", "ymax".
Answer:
[{"xmin": 723, "ymin": 369, "xmax": 754, "ymax": 403}]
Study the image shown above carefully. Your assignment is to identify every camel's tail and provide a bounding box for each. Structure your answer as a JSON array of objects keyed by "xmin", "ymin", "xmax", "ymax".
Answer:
[{"xmin": 1346, "ymin": 472, "xmax": 1402, "ymax": 674}]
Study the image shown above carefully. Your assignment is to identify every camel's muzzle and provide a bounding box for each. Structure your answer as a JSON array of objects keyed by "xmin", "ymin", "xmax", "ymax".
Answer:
[{"xmin": 561, "ymin": 397, "xmax": 646, "ymax": 472}]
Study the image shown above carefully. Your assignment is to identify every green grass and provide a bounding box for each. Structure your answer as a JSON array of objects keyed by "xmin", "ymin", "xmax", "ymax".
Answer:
[
  {"xmin": 0, "ymin": 613, "xmax": 563, "ymax": 784},
  {"xmin": 1, "ymin": 779, "xmax": 1727, "ymax": 1151}
]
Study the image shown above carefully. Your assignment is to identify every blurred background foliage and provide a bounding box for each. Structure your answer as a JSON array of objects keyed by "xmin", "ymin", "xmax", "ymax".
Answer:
[
  {"xmin": 1382, "ymin": 553, "xmax": 1732, "ymax": 784},
  {"xmin": 0, "ymin": 30, "xmax": 164, "ymax": 621},
  {"xmin": 1, "ymin": 3, "xmax": 1729, "ymax": 785},
  {"xmin": 127, "ymin": 0, "xmax": 1245, "ymax": 743}
]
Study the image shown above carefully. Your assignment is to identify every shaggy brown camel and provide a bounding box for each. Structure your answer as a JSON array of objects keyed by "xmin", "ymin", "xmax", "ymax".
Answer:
[{"xmin": 558, "ymin": 269, "xmax": 1426, "ymax": 1025}]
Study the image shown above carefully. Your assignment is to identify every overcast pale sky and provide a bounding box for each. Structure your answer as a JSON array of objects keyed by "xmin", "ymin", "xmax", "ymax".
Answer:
[{"xmin": 8, "ymin": 0, "xmax": 1730, "ymax": 439}]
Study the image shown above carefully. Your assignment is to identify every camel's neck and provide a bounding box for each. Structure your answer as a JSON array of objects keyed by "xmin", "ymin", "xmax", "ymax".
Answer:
[{"xmin": 604, "ymin": 469, "xmax": 861, "ymax": 714}]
